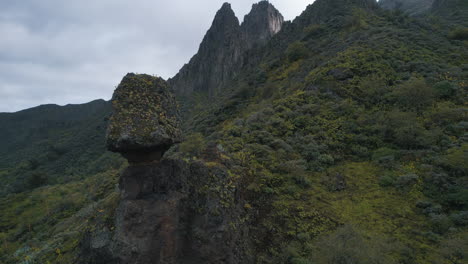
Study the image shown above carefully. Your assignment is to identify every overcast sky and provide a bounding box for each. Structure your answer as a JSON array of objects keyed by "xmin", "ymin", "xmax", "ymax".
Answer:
[{"xmin": 0, "ymin": 0, "xmax": 314, "ymax": 112}]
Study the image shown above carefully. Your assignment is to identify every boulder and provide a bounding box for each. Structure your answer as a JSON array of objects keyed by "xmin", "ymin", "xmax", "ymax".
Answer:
[{"xmin": 106, "ymin": 73, "xmax": 181, "ymax": 162}]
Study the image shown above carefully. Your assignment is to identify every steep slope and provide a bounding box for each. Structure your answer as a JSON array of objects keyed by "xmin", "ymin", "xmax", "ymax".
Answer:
[
  {"xmin": 0, "ymin": 100, "xmax": 122, "ymax": 195},
  {"xmin": 432, "ymin": 0, "xmax": 468, "ymax": 24},
  {"xmin": 180, "ymin": 0, "xmax": 468, "ymax": 262},
  {"xmin": 2, "ymin": 0, "xmax": 468, "ymax": 263},
  {"xmin": 294, "ymin": 0, "xmax": 378, "ymax": 26},
  {"xmin": 169, "ymin": 1, "xmax": 284, "ymax": 96},
  {"xmin": 379, "ymin": 0, "xmax": 435, "ymax": 15},
  {"xmin": 432, "ymin": 0, "xmax": 468, "ymax": 10}
]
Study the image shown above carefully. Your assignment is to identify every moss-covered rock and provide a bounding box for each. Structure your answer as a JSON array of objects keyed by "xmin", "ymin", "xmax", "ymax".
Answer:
[{"xmin": 106, "ymin": 73, "xmax": 181, "ymax": 161}]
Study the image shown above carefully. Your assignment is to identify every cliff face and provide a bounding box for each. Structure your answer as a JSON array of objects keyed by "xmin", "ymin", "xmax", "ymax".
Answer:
[
  {"xmin": 82, "ymin": 74, "xmax": 250, "ymax": 264},
  {"xmin": 379, "ymin": 0, "xmax": 435, "ymax": 15},
  {"xmin": 169, "ymin": 3, "xmax": 244, "ymax": 96},
  {"xmin": 241, "ymin": 1, "xmax": 284, "ymax": 49},
  {"xmin": 169, "ymin": 1, "xmax": 284, "ymax": 96},
  {"xmin": 84, "ymin": 159, "xmax": 248, "ymax": 264}
]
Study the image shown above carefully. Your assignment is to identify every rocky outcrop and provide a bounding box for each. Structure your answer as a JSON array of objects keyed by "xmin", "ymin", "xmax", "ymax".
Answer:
[
  {"xmin": 379, "ymin": 0, "xmax": 435, "ymax": 16},
  {"xmin": 82, "ymin": 73, "xmax": 250, "ymax": 264},
  {"xmin": 106, "ymin": 73, "xmax": 182, "ymax": 162},
  {"xmin": 169, "ymin": 1, "xmax": 284, "ymax": 96}
]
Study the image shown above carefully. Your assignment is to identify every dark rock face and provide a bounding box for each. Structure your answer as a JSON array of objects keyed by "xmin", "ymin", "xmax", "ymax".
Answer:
[
  {"xmin": 379, "ymin": 0, "xmax": 435, "ymax": 15},
  {"xmin": 106, "ymin": 73, "xmax": 182, "ymax": 162},
  {"xmin": 241, "ymin": 1, "xmax": 284, "ymax": 49},
  {"xmin": 169, "ymin": 1, "xmax": 284, "ymax": 96},
  {"xmin": 110, "ymin": 160, "xmax": 188, "ymax": 264},
  {"xmin": 83, "ymin": 159, "xmax": 250, "ymax": 264},
  {"xmin": 169, "ymin": 3, "xmax": 244, "ymax": 96}
]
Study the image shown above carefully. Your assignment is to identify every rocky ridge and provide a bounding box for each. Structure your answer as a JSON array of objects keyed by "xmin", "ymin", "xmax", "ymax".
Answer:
[{"xmin": 169, "ymin": 1, "xmax": 284, "ymax": 96}]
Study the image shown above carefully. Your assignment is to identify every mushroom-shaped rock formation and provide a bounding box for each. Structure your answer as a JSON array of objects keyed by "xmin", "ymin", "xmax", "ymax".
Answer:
[{"xmin": 106, "ymin": 73, "xmax": 181, "ymax": 162}]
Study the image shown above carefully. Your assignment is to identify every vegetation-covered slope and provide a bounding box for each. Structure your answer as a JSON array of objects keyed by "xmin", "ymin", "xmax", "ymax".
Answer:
[
  {"xmin": 0, "ymin": 0, "xmax": 467, "ymax": 263},
  {"xmin": 0, "ymin": 100, "xmax": 122, "ymax": 195},
  {"xmin": 179, "ymin": 0, "xmax": 468, "ymax": 262}
]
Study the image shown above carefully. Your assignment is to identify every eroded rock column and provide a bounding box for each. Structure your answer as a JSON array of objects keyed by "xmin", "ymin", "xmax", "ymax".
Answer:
[
  {"xmin": 82, "ymin": 73, "xmax": 250, "ymax": 264},
  {"xmin": 107, "ymin": 73, "xmax": 185, "ymax": 264}
]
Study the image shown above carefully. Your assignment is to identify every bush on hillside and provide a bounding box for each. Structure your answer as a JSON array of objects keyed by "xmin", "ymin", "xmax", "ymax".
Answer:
[
  {"xmin": 179, "ymin": 133, "xmax": 206, "ymax": 157},
  {"xmin": 287, "ymin": 42, "xmax": 308, "ymax": 62},
  {"xmin": 448, "ymin": 27, "xmax": 468, "ymax": 40},
  {"xmin": 390, "ymin": 78, "xmax": 435, "ymax": 112}
]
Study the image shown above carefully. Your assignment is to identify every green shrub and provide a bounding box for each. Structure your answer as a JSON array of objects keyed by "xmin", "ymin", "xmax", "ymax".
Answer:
[
  {"xmin": 378, "ymin": 172, "xmax": 397, "ymax": 187},
  {"xmin": 318, "ymin": 154, "xmax": 334, "ymax": 165},
  {"xmin": 390, "ymin": 78, "xmax": 435, "ymax": 112},
  {"xmin": 381, "ymin": 111, "xmax": 432, "ymax": 149},
  {"xmin": 27, "ymin": 172, "xmax": 48, "ymax": 189},
  {"xmin": 438, "ymin": 144, "xmax": 468, "ymax": 176},
  {"xmin": 448, "ymin": 27, "xmax": 468, "ymax": 40},
  {"xmin": 393, "ymin": 125, "xmax": 430, "ymax": 149},
  {"xmin": 179, "ymin": 133, "xmax": 206, "ymax": 157},
  {"xmin": 447, "ymin": 188, "xmax": 468, "ymax": 207},
  {"xmin": 287, "ymin": 42, "xmax": 308, "ymax": 62},
  {"xmin": 451, "ymin": 211, "xmax": 468, "ymax": 226},
  {"xmin": 304, "ymin": 24, "xmax": 324, "ymax": 37},
  {"xmin": 311, "ymin": 225, "xmax": 397, "ymax": 264},
  {"xmin": 434, "ymin": 81, "xmax": 456, "ymax": 98},
  {"xmin": 430, "ymin": 214, "xmax": 453, "ymax": 234},
  {"xmin": 347, "ymin": 8, "xmax": 369, "ymax": 30},
  {"xmin": 395, "ymin": 174, "xmax": 419, "ymax": 191},
  {"xmin": 372, "ymin": 148, "xmax": 398, "ymax": 164}
]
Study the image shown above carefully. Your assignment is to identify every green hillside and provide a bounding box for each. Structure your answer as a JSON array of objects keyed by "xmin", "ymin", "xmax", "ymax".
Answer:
[
  {"xmin": 0, "ymin": 100, "xmax": 122, "ymax": 195},
  {"xmin": 0, "ymin": 0, "xmax": 467, "ymax": 263},
  {"xmin": 180, "ymin": 0, "xmax": 468, "ymax": 262}
]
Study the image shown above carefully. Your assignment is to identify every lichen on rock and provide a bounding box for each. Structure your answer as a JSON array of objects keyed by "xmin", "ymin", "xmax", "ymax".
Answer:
[{"xmin": 106, "ymin": 73, "xmax": 181, "ymax": 162}]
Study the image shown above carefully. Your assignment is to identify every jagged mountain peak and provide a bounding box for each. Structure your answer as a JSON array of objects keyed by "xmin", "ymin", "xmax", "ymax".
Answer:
[
  {"xmin": 220, "ymin": 2, "xmax": 232, "ymax": 10},
  {"xmin": 213, "ymin": 2, "xmax": 239, "ymax": 26},
  {"xmin": 203, "ymin": 2, "xmax": 241, "ymax": 45},
  {"xmin": 170, "ymin": 1, "xmax": 284, "ymax": 96},
  {"xmin": 241, "ymin": 1, "xmax": 284, "ymax": 48},
  {"xmin": 246, "ymin": 0, "xmax": 280, "ymax": 15}
]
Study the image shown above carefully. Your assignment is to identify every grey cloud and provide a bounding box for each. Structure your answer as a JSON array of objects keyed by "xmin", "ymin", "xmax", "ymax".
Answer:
[{"xmin": 0, "ymin": 0, "xmax": 313, "ymax": 112}]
